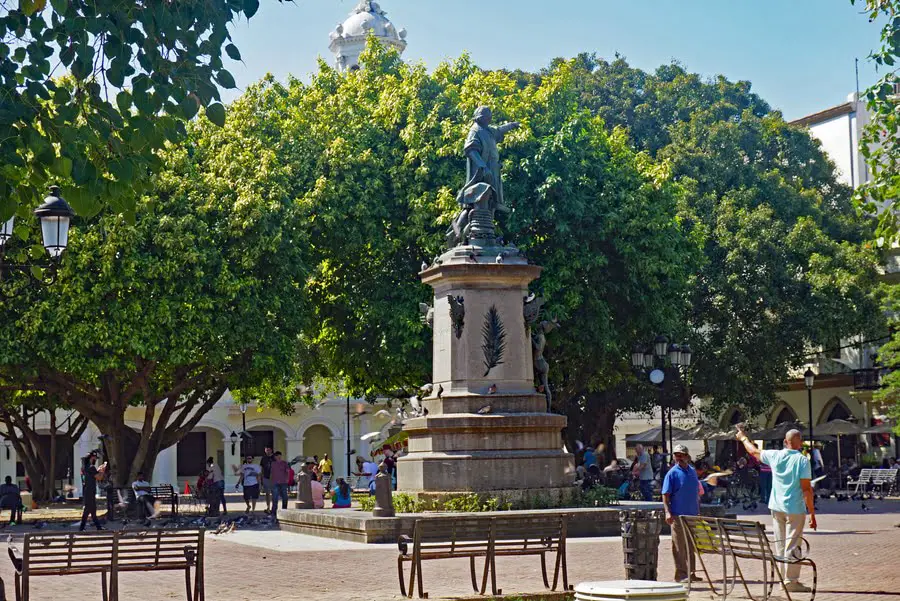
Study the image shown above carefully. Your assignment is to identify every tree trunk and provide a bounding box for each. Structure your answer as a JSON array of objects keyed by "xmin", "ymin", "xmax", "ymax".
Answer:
[
  {"xmin": 85, "ymin": 381, "xmax": 228, "ymax": 488},
  {"xmin": 558, "ymin": 389, "xmax": 621, "ymax": 465},
  {"xmin": 0, "ymin": 408, "xmax": 88, "ymax": 502}
]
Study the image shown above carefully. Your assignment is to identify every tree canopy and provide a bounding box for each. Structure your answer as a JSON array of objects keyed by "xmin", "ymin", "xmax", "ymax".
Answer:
[
  {"xmin": 551, "ymin": 57, "xmax": 882, "ymax": 437},
  {"xmin": 0, "ymin": 0, "xmax": 265, "ymax": 224},
  {"xmin": 854, "ymin": 0, "xmax": 900, "ymax": 240},
  {"xmin": 0, "ymin": 43, "xmax": 884, "ymax": 478},
  {"xmin": 194, "ymin": 47, "xmax": 881, "ymax": 442},
  {"xmin": 854, "ymin": 0, "xmax": 900, "ymax": 429},
  {"xmin": 0, "ymin": 85, "xmax": 309, "ymax": 485}
]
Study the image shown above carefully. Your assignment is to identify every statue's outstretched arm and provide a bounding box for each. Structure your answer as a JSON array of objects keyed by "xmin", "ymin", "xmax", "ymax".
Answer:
[{"xmin": 497, "ymin": 121, "xmax": 520, "ymax": 135}]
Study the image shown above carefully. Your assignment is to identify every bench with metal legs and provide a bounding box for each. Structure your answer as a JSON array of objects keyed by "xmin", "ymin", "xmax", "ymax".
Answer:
[
  {"xmin": 397, "ymin": 514, "xmax": 569, "ymax": 599},
  {"xmin": 681, "ymin": 516, "xmax": 817, "ymax": 601}
]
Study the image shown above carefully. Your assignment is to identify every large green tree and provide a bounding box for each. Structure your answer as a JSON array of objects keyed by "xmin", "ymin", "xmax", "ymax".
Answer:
[
  {"xmin": 227, "ymin": 50, "xmax": 699, "ymax": 408},
  {"xmin": 853, "ymin": 0, "xmax": 900, "ymax": 428},
  {"xmin": 854, "ymin": 0, "xmax": 900, "ymax": 239},
  {"xmin": 548, "ymin": 57, "xmax": 882, "ymax": 443},
  {"xmin": 166, "ymin": 47, "xmax": 881, "ymax": 450},
  {"xmin": 0, "ymin": 0, "xmax": 266, "ymax": 224},
  {"xmin": 0, "ymin": 88, "xmax": 309, "ymax": 486}
]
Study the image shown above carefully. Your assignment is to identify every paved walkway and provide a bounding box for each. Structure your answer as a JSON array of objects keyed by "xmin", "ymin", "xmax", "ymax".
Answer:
[{"xmin": 0, "ymin": 499, "xmax": 896, "ymax": 600}]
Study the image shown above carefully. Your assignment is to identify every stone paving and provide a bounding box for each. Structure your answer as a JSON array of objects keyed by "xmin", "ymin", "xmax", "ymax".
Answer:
[{"xmin": 0, "ymin": 499, "xmax": 896, "ymax": 601}]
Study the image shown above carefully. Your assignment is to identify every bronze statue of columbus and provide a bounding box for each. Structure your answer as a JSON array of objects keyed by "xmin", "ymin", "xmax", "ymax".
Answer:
[{"xmin": 448, "ymin": 107, "xmax": 520, "ymax": 246}]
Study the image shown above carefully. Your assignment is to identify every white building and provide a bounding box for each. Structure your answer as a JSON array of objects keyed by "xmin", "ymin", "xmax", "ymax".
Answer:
[
  {"xmin": 791, "ymin": 92, "xmax": 872, "ymax": 189},
  {"xmin": 328, "ymin": 1, "xmax": 407, "ymax": 71}
]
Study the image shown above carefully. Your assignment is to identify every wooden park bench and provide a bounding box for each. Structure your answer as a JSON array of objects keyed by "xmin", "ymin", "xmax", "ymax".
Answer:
[
  {"xmin": 149, "ymin": 484, "xmax": 179, "ymax": 515},
  {"xmin": 8, "ymin": 529, "xmax": 205, "ymax": 601},
  {"xmin": 681, "ymin": 515, "xmax": 816, "ymax": 601},
  {"xmin": 397, "ymin": 514, "xmax": 569, "ymax": 599},
  {"xmin": 109, "ymin": 484, "xmax": 179, "ymax": 521}
]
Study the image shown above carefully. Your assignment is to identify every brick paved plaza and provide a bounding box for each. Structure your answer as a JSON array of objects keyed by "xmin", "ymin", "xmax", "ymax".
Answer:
[{"xmin": 1, "ymin": 500, "xmax": 896, "ymax": 601}]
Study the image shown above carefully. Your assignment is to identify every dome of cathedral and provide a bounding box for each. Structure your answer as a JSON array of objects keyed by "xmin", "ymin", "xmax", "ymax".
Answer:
[{"xmin": 329, "ymin": 1, "xmax": 406, "ymax": 70}]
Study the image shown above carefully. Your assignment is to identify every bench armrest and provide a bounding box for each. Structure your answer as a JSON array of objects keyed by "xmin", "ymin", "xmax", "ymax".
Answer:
[
  {"xmin": 398, "ymin": 535, "xmax": 412, "ymax": 556},
  {"xmin": 773, "ymin": 537, "xmax": 812, "ymax": 563},
  {"xmin": 8, "ymin": 545, "xmax": 22, "ymax": 574}
]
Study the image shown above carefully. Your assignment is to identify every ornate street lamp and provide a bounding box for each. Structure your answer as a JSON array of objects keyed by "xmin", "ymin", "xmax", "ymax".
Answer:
[
  {"xmin": 229, "ymin": 431, "xmax": 239, "ymax": 455},
  {"xmin": 804, "ymin": 368, "xmax": 816, "ymax": 441},
  {"xmin": 34, "ymin": 186, "xmax": 75, "ymax": 258},
  {"xmin": 631, "ymin": 335, "xmax": 694, "ymax": 454},
  {"xmin": 0, "ymin": 186, "xmax": 76, "ymax": 283}
]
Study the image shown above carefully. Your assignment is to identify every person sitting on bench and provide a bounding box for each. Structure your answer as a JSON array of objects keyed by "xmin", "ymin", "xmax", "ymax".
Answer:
[
  {"xmin": 0, "ymin": 476, "xmax": 23, "ymax": 525},
  {"xmin": 132, "ymin": 473, "xmax": 159, "ymax": 519}
]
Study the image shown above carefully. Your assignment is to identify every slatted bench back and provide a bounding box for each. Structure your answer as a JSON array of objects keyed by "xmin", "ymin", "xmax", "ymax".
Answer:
[
  {"xmin": 492, "ymin": 514, "xmax": 566, "ymax": 553},
  {"xmin": 681, "ymin": 515, "xmax": 724, "ymax": 555},
  {"xmin": 151, "ymin": 485, "xmax": 176, "ymax": 498},
  {"xmin": 114, "ymin": 530, "xmax": 203, "ymax": 572},
  {"xmin": 413, "ymin": 516, "xmax": 492, "ymax": 557},
  {"xmin": 871, "ymin": 469, "xmax": 897, "ymax": 483},
  {"xmin": 23, "ymin": 532, "xmax": 116, "ymax": 576},
  {"xmin": 719, "ymin": 519, "xmax": 770, "ymax": 561}
]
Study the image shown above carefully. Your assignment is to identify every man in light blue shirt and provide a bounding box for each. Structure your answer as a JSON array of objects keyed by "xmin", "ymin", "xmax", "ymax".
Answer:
[{"xmin": 736, "ymin": 425, "xmax": 817, "ymax": 593}]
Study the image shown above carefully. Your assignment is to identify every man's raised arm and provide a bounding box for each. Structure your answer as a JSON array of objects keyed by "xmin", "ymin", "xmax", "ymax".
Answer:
[{"xmin": 735, "ymin": 424, "xmax": 762, "ymax": 461}]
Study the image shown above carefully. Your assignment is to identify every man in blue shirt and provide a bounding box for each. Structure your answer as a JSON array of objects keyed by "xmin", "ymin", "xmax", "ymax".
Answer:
[
  {"xmin": 737, "ymin": 425, "xmax": 817, "ymax": 593},
  {"xmin": 662, "ymin": 444, "xmax": 701, "ymax": 583}
]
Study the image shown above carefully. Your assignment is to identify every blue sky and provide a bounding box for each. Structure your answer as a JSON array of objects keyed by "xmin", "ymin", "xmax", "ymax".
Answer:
[{"xmin": 224, "ymin": 0, "xmax": 885, "ymax": 120}]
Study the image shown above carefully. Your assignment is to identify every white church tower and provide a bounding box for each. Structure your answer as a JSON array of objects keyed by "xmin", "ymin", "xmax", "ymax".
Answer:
[{"xmin": 328, "ymin": 1, "xmax": 407, "ymax": 71}]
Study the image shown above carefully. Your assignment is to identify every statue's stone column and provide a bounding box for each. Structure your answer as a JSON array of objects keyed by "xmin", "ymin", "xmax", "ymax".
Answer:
[{"xmin": 397, "ymin": 255, "xmax": 574, "ymax": 495}]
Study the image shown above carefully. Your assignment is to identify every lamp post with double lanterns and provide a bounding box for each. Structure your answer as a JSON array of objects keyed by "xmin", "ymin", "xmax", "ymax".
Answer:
[
  {"xmin": 0, "ymin": 186, "xmax": 76, "ymax": 284},
  {"xmin": 631, "ymin": 335, "xmax": 693, "ymax": 455}
]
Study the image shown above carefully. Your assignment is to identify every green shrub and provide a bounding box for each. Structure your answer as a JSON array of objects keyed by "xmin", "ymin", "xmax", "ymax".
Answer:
[
  {"xmin": 393, "ymin": 493, "xmax": 427, "ymax": 513},
  {"xmin": 571, "ymin": 486, "xmax": 617, "ymax": 508},
  {"xmin": 441, "ymin": 493, "xmax": 512, "ymax": 513},
  {"xmin": 358, "ymin": 496, "xmax": 375, "ymax": 511}
]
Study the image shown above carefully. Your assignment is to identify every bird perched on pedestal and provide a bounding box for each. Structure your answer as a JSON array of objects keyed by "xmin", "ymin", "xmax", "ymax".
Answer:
[{"xmin": 421, "ymin": 261, "xmax": 428, "ymax": 272}]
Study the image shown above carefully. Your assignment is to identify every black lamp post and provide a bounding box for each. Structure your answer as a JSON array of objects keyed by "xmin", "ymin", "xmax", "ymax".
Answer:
[
  {"xmin": 804, "ymin": 368, "xmax": 816, "ymax": 441},
  {"xmin": 229, "ymin": 431, "xmax": 239, "ymax": 455},
  {"xmin": 346, "ymin": 396, "xmax": 352, "ymax": 479},
  {"xmin": 239, "ymin": 402, "xmax": 248, "ymax": 456},
  {"xmin": 0, "ymin": 186, "xmax": 76, "ymax": 283},
  {"xmin": 631, "ymin": 336, "xmax": 693, "ymax": 454}
]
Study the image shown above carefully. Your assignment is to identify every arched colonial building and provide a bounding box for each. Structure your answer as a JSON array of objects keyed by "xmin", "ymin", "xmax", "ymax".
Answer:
[{"xmin": 0, "ymin": 393, "xmax": 393, "ymax": 496}]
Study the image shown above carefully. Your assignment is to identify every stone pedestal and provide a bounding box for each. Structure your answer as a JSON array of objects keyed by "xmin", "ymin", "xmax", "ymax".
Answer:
[
  {"xmin": 398, "ymin": 244, "xmax": 574, "ymax": 495},
  {"xmin": 372, "ymin": 471, "xmax": 395, "ymax": 517},
  {"xmin": 294, "ymin": 468, "xmax": 313, "ymax": 509}
]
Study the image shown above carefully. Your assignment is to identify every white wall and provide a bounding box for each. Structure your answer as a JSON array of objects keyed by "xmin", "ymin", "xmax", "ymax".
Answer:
[{"xmin": 806, "ymin": 94, "xmax": 871, "ymax": 191}]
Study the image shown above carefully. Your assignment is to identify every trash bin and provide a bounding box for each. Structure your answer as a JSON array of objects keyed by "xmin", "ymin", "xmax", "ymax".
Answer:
[{"xmin": 619, "ymin": 510, "xmax": 663, "ymax": 581}]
